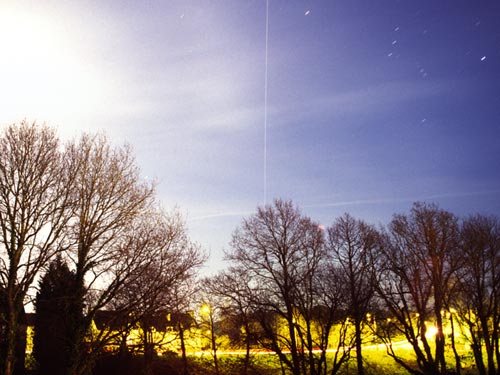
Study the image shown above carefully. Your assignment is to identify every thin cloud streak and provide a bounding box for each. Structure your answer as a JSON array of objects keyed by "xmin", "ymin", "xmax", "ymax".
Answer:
[
  {"xmin": 188, "ymin": 210, "xmax": 254, "ymax": 222},
  {"xmin": 188, "ymin": 190, "xmax": 500, "ymax": 223},
  {"xmin": 318, "ymin": 80, "xmax": 450, "ymax": 112},
  {"xmin": 303, "ymin": 190, "xmax": 500, "ymax": 209}
]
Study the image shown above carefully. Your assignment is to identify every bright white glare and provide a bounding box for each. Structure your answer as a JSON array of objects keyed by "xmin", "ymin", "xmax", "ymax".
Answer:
[
  {"xmin": 0, "ymin": 6, "xmax": 112, "ymax": 132},
  {"xmin": 425, "ymin": 326, "xmax": 438, "ymax": 339}
]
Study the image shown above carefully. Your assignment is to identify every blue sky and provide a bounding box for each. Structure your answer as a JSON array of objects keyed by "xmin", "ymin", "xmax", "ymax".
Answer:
[{"xmin": 1, "ymin": 1, "xmax": 500, "ymax": 272}]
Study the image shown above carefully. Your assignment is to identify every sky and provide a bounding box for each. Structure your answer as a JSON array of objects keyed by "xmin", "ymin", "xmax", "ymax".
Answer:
[{"xmin": 1, "ymin": 0, "xmax": 500, "ymax": 273}]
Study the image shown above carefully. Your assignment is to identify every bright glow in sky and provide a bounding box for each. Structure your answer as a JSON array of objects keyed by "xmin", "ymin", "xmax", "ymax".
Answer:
[
  {"xmin": 0, "ymin": 4, "xmax": 115, "ymax": 137},
  {"xmin": 1, "ymin": 1, "xmax": 500, "ymax": 273}
]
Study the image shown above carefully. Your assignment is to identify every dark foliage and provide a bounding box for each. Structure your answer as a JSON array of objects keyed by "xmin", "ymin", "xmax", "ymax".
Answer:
[
  {"xmin": 0, "ymin": 292, "xmax": 27, "ymax": 375},
  {"xmin": 33, "ymin": 256, "xmax": 82, "ymax": 375}
]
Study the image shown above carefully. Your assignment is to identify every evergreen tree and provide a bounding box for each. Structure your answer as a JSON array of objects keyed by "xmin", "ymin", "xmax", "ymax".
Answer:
[{"xmin": 33, "ymin": 256, "xmax": 81, "ymax": 375}]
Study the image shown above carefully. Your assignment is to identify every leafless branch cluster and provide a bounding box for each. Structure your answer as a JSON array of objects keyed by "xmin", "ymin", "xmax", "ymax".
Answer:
[
  {"xmin": 0, "ymin": 121, "xmax": 205, "ymax": 375},
  {"xmin": 207, "ymin": 199, "xmax": 500, "ymax": 375}
]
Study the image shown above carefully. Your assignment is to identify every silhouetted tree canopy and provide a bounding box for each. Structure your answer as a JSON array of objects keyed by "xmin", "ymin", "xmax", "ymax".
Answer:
[
  {"xmin": 34, "ymin": 256, "xmax": 81, "ymax": 375},
  {"xmin": 2, "ymin": 122, "xmax": 500, "ymax": 375},
  {"xmin": 0, "ymin": 121, "xmax": 72, "ymax": 375}
]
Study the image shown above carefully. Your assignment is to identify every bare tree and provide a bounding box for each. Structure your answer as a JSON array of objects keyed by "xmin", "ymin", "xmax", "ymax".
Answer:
[
  {"xmin": 227, "ymin": 199, "xmax": 327, "ymax": 375},
  {"xmin": 373, "ymin": 202, "xmax": 461, "ymax": 375},
  {"xmin": 0, "ymin": 121, "xmax": 72, "ymax": 375},
  {"xmin": 455, "ymin": 214, "xmax": 500, "ymax": 375},
  {"xmin": 114, "ymin": 209, "xmax": 206, "ymax": 374},
  {"xmin": 204, "ymin": 268, "xmax": 257, "ymax": 375},
  {"xmin": 291, "ymin": 226, "xmax": 337, "ymax": 375},
  {"xmin": 293, "ymin": 242, "xmax": 353, "ymax": 375},
  {"xmin": 169, "ymin": 282, "xmax": 199, "ymax": 375},
  {"xmin": 63, "ymin": 133, "xmax": 156, "ymax": 375},
  {"xmin": 317, "ymin": 262, "xmax": 354, "ymax": 375},
  {"xmin": 197, "ymin": 300, "xmax": 221, "ymax": 375},
  {"xmin": 325, "ymin": 214, "xmax": 379, "ymax": 375}
]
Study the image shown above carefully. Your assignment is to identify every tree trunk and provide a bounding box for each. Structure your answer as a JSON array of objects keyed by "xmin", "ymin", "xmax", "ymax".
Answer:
[
  {"xmin": 288, "ymin": 318, "xmax": 301, "ymax": 375},
  {"xmin": 143, "ymin": 327, "xmax": 156, "ymax": 375},
  {"xmin": 4, "ymin": 319, "xmax": 16, "ymax": 375},
  {"xmin": 210, "ymin": 317, "xmax": 219, "ymax": 375},
  {"xmin": 355, "ymin": 318, "xmax": 364, "ymax": 375},
  {"xmin": 4, "ymin": 296, "xmax": 23, "ymax": 375},
  {"xmin": 471, "ymin": 341, "xmax": 486, "ymax": 375},
  {"xmin": 244, "ymin": 322, "xmax": 251, "ymax": 375},
  {"xmin": 449, "ymin": 314, "xmax": 461, "ymax": 375},
  {"xmin": 434, "ymin": 311, "xmax": 446, "ymax": 375},
  {"xmin": 178, "ymin": 322, "xmax": 189, "ymax": 375}
]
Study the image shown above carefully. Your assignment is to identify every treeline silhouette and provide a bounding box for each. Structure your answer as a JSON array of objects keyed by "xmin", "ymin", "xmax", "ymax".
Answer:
[
  {"xmin": 0, "ymin": 122, "xmax": 205, "ymax": 375},
  {"xmin": 0, "ymin": 122, "xmax": 499, "ymax": 375},
  {"xmin": 207, "ymin": 200, "xmax": 500, "ymax": 375}
]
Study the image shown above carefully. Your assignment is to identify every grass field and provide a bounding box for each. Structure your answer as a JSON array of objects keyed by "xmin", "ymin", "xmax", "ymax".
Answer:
[{"xmin": 78, "ymin": 335, "xmax": 481, "ymax": 375}]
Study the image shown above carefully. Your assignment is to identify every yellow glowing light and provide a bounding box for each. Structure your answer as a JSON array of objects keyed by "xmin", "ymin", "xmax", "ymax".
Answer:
[
  {"xmin": 201, "ymin": 304, "xmax": 211, "ymax": 315},
  {"xmin": 425, "ymin": 326, "xmax": 438, "ymax": 338}
]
